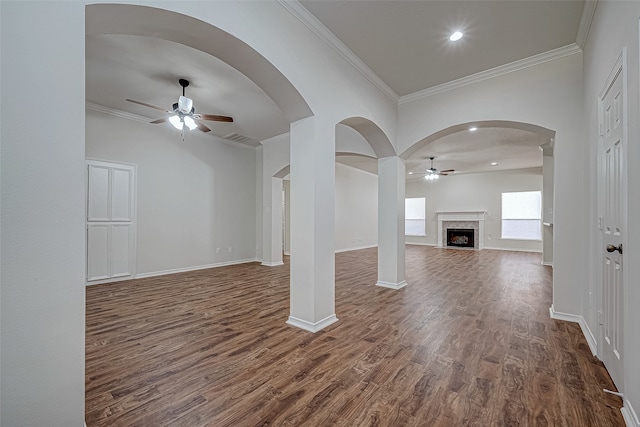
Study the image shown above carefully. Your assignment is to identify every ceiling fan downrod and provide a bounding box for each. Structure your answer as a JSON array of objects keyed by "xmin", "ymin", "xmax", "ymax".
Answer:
[{"xmin": 178, "ymin": 78, "xmax": 189, "ymax": 96}]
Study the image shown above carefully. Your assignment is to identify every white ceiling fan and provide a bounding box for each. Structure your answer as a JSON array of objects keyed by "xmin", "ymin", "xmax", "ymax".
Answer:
[
  {"xmin": 126, "ymin": 78, "xmax": 233, "ymax": 133},
  {"xmin": 419, "ymin": 157, "xmax": 455, "ymax": 180}
]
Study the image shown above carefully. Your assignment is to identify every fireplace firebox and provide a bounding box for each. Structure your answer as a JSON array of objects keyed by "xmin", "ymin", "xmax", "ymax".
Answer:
[{"xmin": 447, "ymin": 228, "xmax": 475, "ymax": 248}]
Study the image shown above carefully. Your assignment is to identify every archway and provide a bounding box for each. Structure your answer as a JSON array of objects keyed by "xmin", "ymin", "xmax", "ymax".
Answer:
[
  {"xmin": 86, "ymin": 4, "xmax": 312, "ymax": 123},
  {"xmin": 401, "ymin": 119, "xmax": 555, "ymax": 263}
]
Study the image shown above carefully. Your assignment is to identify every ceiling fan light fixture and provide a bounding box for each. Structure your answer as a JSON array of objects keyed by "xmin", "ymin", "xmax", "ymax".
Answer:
[
  {"xmin": 177, "ymin": 96, "xmax": 193, "ymax": 114},
  {"xmin": 184, "ymin": 115, "xmax": 197, "ymax": 131},
  {"xmin": 169, "ymin": 115, "xmax": 183, "ymax": 130}
]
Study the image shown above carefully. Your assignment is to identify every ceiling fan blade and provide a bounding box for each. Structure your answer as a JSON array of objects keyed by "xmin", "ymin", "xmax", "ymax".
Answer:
[
  {"xmin": 195, "ymin": 120, "xmax": 211, "ymax": 133},
  {"xmin": 150, "ymin": 118, "xmax": 167, "ymax": 124},
  {"xmin": 126, "ymin": 98, "xmax": 169, "ymax": 113},
  {"xmin": 440, "ymin": 169, "xmax": 455, "ymax": 173},
  {"xmin": 197, "ymin": 113, "xmax": 234, "ymax": 123}
]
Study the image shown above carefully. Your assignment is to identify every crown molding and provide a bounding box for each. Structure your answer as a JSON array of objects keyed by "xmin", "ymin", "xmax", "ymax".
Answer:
[
  {"xmin": 399, "ymin": 44, "xmax": 582, "ymax": 104},
  {"xmin": 86, "ymin": 102, "xmax": 151, "ymax": 123},
  {"xmin": 277, "ymin": 0, "xmax": 399, "ymax": 103},
  {"xmin": 576, "ymin": 0, "xmax": 598, "ymax": 49}
]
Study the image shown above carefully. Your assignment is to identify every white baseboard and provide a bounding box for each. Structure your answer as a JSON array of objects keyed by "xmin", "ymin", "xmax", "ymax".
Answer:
[
  {"xmin": 541, "ymin": 261, "xmax": 553, "ymax": 267},
  {"xmin": 286, "ymin": 314, "xmax": 338, "ymax": 333},
  {"xmin": 261, "ymin": 260, "xmax": 284, "ymax": 267},
  {"xmin": 133, "ymin": 258, "xmax": 260, "ymax": 280},
  {"xmin": 484, "ymin": 246, "xmax": 543, "ymax": 253},
  {"xmin": 405, "ymin": 242, "xmax": 437, "ymax": 247},
  {"xmin": 579, "ymin": 317, "xmax": 598, "ymax": 356},
  {"xmin": 335, "ymin": 244, "xmax": 378, "ymax": 253},
  {"xmin": 622, "ymin": 400, "xmax": 640, "ymax": 427},
  {"xmin": 376, "ymin": 280, "xmax": 408, "ymax": 290},
  {"xmin": 549, "ymin": 304, "xmax": 582, "ymax": 322},
  {"xmin": 549, "ymin": 305, "xmax": 598, "ymax": 356}
]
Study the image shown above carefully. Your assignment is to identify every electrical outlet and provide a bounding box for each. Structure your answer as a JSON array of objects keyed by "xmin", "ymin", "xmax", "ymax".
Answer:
[
  {"xmin": 228, "ymin": 247, "xmax": 233, "ymax": 253},
  {"xmin": 216, "ymin": 248, "xmax": 221, "ymax": 254}
]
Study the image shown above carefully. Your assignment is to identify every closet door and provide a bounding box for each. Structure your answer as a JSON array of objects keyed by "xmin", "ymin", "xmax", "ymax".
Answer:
[{"xmin": 86, "ymin": 160, "xmax": 136, "ymax": 282}]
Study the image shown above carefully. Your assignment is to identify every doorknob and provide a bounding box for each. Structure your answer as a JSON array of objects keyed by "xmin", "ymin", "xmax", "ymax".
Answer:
[{"xmin": 606, "ymin": 243, "xmax": 623, "ymax": 254}]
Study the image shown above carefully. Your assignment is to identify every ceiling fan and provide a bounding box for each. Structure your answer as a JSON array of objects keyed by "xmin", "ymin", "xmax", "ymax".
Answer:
[
  {"xmin": 422, "ymin": 157, "xmax": 455, "ymax": 180},
  {"xmin": 126, "ymin": 79, "xmax": 233, "ymax": 133}
]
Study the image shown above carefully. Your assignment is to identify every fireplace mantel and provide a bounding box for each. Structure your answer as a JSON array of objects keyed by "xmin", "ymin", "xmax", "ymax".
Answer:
[{"xmin": 436, "ymin": 211, "xmax": 487, "ymax": 249}]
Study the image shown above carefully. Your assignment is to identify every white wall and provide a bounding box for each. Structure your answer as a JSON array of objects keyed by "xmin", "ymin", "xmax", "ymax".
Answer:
[
  {"xmin": 282, "ymin": 163, "xmax": 379, "ymax": 255},
  {"xmin": 583, "ymin": 1, "xmax": 640, "ymax": 421},
  {"xmin": 406, "ymin": 169, "xmax": 543, "ymax": 252},
  {"xmin": 1, "ymin": 2, "xmax": 86, "ymax": 425},
  {"xmin": 335, "ymin": 163, "xmax": 378, "ymax": 252},
  {"xmin": 86, "ymin": 111, "xmax": 258, "ymax": 276},
  {"xmin": 399, "ymin": 53, "xmax": 584, "ymax": 316}
]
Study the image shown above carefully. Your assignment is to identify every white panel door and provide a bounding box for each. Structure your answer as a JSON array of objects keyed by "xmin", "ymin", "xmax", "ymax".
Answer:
[
  {"xmin": 599, "ymin": 53, "xmax": 625, "ymax": 390},
  {"xmin": 111, "ymin": 224, "xmax": 132, "ymax": 278},
  {"xmin": 86, "ymin": 160, "xmax": 136, "ymax": 282},
  {"xmin": 87, "ymin": 224, "xmax": 110, "ymax": 281},
  {"xmin": 87, "ymin": 165, "xmax": 110, "ymax": 221},
  {"xmin": 111, "ymin": 168, "xmax": 133, "ymax": 221}
]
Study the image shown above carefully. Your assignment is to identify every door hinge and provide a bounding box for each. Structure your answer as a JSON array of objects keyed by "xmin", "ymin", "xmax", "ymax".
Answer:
[{"xmin": 598, "ymin": 311, "xmax": 603, "ymax": 325}]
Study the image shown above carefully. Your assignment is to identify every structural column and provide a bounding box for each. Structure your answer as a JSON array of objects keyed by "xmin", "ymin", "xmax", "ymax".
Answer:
[
  {"xmin": 541, "ymin": 140, "xmax": 554, "ymax": 267},
  {"xmin": 262, "ymin": 176, "xmax": 284, "ymax": 266},
  {"xmin": 377, "ymin": 156, "xmax": 407, "ymax": 289},
  {"xmin": 287, "ymin": 116, "xmax": 338, "ymax": 332}
]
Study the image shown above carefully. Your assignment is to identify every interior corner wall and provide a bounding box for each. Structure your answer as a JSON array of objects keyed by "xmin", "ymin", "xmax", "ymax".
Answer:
[
  {"xmin": 260, "ymin": 133, "xmax": 290, "ymax": 263},
  {"xmin": 256, "ymin": 145, "xmax": 265, "ymax": 261},
  {"xmin": 406, "ymin": 169, "xmax": 543, "ymax": 252},
  {"xmin": 582, "ymin": 1, "xmax": 640, "ymax": 418},
  {"xmin": 1, "ymin": 2, "xmax": 86, "ymax": 425},
  {"xmin": 86, "ymin": 111, "xmax": 258, "ymax": 276},
  {"xmin": 335, "ymin": 163, "xmax": 379, "ymax": 252}
]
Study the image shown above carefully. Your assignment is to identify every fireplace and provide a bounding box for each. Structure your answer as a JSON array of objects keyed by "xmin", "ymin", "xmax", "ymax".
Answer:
[
  {"xmin": 447, "ymin": 228, "xmax": 475, "ymax": 248},
  {"xmin": 436, "ymin": 211, "xmax": 486, "ymax": 250}
]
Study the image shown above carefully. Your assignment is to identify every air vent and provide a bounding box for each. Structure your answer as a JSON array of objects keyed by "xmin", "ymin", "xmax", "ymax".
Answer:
[{"xmin": 223, "ymin": 133, "xmax": 261, "ymax": 147}]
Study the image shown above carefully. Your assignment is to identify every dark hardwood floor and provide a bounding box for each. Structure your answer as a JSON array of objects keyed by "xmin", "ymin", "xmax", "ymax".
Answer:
[{"xmin": 86, "ymin": 246, "xmax": 624, "ymax": 426}]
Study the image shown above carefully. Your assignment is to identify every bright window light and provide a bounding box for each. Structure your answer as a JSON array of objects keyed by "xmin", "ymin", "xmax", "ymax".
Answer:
[
  {"xmin": 501, "ymin": 191, "xmax": 542, "ymax": 240},
  {"xmin": 450, "ymin": 31, "xmax": 463, "ymax": 41},
  {"xmin": 405, "ymin": 197, "xmax": 426, "ymax": 236}
]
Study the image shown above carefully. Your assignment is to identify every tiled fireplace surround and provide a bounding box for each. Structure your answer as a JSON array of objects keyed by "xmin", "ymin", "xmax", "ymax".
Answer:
[{"xmin": 436, "ymin": 211, "xmax": 487, "ymax": 250}]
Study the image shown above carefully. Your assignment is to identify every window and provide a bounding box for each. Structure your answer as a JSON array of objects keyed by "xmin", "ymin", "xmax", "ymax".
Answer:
[
  {"xmin": 501, "ymin": 191, "xmax": 542, "ymax": 240},
  {"xmin": 405, "ymin": 197, "xmax": 426, "ymax": 236}
]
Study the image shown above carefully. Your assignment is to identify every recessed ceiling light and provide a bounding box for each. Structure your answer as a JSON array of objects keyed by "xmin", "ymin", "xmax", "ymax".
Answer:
[
  {"xmin": 490, "ymin": 162, "xmax": 498, "ymax": 166},
  {"xmin": 469, "ymin": 127, "xmax": 478, "ymax": 132},
  {"xmin": 408, "ymin": 171, "xmax": 414, "ymax": 175},
  {"xmin": 450, "ymin": 31, "xmax": 463, "ymax": 41}
]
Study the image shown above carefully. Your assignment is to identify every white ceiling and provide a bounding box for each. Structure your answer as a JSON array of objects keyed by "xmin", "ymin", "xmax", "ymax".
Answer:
[
  {"xmin": 300, "ymin": 0, "xmax": 585, "ymax": 96},
  {"xmin": 86, "ymin": 1, "xmax": 586, "ymax": 176}
]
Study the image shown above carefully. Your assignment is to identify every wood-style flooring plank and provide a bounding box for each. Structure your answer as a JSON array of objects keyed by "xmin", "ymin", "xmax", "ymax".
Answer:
[{"xmin": 86, "ymin": 246, "xmax": 624, "ymax": 426}]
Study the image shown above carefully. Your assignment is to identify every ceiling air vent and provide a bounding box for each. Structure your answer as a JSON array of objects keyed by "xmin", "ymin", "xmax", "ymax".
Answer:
[{"xmin": 223, "ymin": 133, "xmax": 261, "ymax": 147}]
